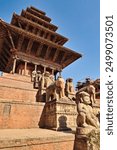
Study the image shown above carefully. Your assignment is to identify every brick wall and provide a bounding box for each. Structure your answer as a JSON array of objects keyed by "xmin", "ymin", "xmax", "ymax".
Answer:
[
  {"xmin": 0, "ymin": 72, "xmax": 46, "ymax": 129},
  {"xmin": 0, "ymin": 102, "xmax": 45, "ymax": 129},
  {"xmin": 0, "ymin": 72, "xmax": 39, "ymax": 102}
]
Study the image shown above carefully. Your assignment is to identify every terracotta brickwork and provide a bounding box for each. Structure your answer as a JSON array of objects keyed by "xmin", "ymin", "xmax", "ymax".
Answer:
[
  {"xmin": 0, "ymin": 73, "xmax": 45, "ymax": 129},
  {"xmin": 0, "ymin": 73, "xmax": 38, "ymax": 102},
  {"xmin": 0, "ymin": 86, "xmax": 38, "ymax": 102},
  {"xmin": 0, "ymin": 102, "xmax": 44, "ymax": 129}
]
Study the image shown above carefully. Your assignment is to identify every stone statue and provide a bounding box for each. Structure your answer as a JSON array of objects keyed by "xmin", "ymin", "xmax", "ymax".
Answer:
[
  {"xmin": 34, "ymin": 70, "xmax": 42, "ymax": 89},
  {"xmin": 76, "ymin": 91, "xmax": 99, "ymax": 128},
  {"xmin": 46, "ymin": 76, "xmax": 65, "ymax": 102},
  {"xmin": 41, "ymin": 71, "xmax": 54, "ymax": 89},
  {"xmin": 46, "ymin": 82, "xmax": 58, "ymax": 102},
  {"xmin": 65, "ymin": 78, "xmax": 76, "ymax": 100},
  {"xmin": 31, "ymin": 70, "xmax": 36, "ymax": 82},
  {"xmin": 78, "ymin": 80, "xmax": 96, "ymax": 105},
  {"xmin": 56, "ymin": 76, "xmax": 65, "ymax": 98}
]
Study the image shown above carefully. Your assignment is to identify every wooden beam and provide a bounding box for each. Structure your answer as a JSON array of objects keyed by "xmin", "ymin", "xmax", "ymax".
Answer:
[
  {"xmin": 17, "ymin": 35, "xmax": 24, "ymax": 50},
  {"xmin": 16, "ymin": 51, "xmax": 61, "ymax": 70},
  {"xmin": 26, "ymin": 7, "xmax": 51, "ymax": 22},
  {"xmin": 3, "ymin": 48, "xmax": 11, "ymax": 56},
  {"xmin": 4, "ymin": 38, "xmax": 12, "ymax": 49},
  {"xmin": 34, "ymin": 64, "xmax": 37, "ymax": 71},
  {"xmin": 32, "ymin": 27, "xmax": 36, "ymax": 34},
  {"xmin": 53, "ymin": 36, "xmax": 57, "ymax": 43},
  {"xmin": 17, "ymin": 20, "xmax": 22, "ymax": 28},
  {"xmin": 5, "ymin": 57, "xmax": 13, "ymax": 71},
  {"xmin": 25, "ymin": 24, "xmax": 29, "ymax": 31},
  {"xmin": 7, "ymin": 30, "xmax": 15, "ymax": 49},
  {"xmin": 45, "ymin": 46, "xmax": 51, "ymax": 59},
  {"xmin": 14, "ymin": 14, "xmax": 67, "ymax": 42},
  {"xmin": 21, "ymin": 10, "xmax": 58, "ymax": 31},
  {"xmin": 0, "ymin": 63, "xmax": 4, "ymax": 70},
  {"xmin": 7, "ymin": 22, "xmax": 80, "ymax": 57},
  {"xmin": 0, "ymin": 20, "xmax": 15, "ymax": 49},
  {"xmin": 36, "ymin": 43, "xmax": 43, "ymax": 56},
  {"xmin": 24, "ymin": 61, "xmax": 27, "ymax": 75},
  {"xmin": 12, "ymin": 58, "xmax": 17, "ymax": 74},
  {"xmin": 36, "ymin": 29, "xmax": 41, "ymax": 36},
  {"xmin": 60, "ymin": 52, "xmax": 67, "ymax": 64},
  {"xmin": 63, "ymin": 56, "xmax": 76, "ymax": 68},
  {"xmin": 0, "ymin": 55, "xmax": 7, "ymax": 65},
  {"xmin": 30, "ymin": 6, "xmax": 46, "ymax": 15},
  {"xmin": 52, "ymin": 49, "xmax": 59, "ymax": 62},
  {"xmin": 0, "ymin": 59, "xmax": 6, "ymax": 68},
  {"xmin": 2, "ymin": 50, "xmax": 9, "ymax": 60},
  {"xmin": 26, "ymin": 40, "xmax": 33, "ymax": 53}
]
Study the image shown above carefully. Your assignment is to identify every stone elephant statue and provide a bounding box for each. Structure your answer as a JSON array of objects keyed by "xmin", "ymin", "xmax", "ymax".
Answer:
[{"xmin": 46, "ymin": 76, "xmax": 65, "ymax": 102}]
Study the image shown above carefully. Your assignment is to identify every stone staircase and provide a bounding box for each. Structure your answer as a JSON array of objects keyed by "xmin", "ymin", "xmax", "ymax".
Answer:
[{"xmin": 0, "ymin": 72, "xmax": 38, "ymax": 102}]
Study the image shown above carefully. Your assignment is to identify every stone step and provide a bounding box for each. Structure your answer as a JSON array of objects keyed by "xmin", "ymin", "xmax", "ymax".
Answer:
[
  {"xmin": 0, "ymin": 72, "xmax": 34, "ymax": 90},
  {"xmin": 0, "ymin": 86, "xmax": 38, "ymax": 103},
  {"xmin": 0, "ymin": 128, "xmax": 75, "ymax": 150},
  {"xmin": 1, "ymin": 72, "xmax": 31, "ymax": 82}
]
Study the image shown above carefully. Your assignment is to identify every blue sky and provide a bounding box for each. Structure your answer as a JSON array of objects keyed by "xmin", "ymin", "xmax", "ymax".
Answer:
[{"xmin": 0, "ymin": 0, "xmax": 100, "ymax": 85}]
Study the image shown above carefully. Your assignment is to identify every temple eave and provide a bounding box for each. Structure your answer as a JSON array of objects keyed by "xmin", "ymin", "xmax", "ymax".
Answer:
[
  {"xmin": 11, "ymin": 14, "xmax": 68, "ymax": 45},
  {"xmin": 1, "ymin": 21, "xmax": 81, "ymax": 58},
  {"xmin": 0, "ymin": 6, "xmax": 82, "ymax": 75},
  {"xmin": 21, "ymin": 10, "xmax": 58, "ymax": 31}
]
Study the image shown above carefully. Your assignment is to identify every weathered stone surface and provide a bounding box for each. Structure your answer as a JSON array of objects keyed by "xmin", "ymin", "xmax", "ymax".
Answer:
[
  {"xmin": 44, "ymin": 99, "xmax": 77, "ymax": 130},
  {"xmin": 74, "ymin": 79, "xmax": 100, "ymax": 150},
  {"xmin": 74, "ymin": 128, "xmax": 100, "ymax": 150}
]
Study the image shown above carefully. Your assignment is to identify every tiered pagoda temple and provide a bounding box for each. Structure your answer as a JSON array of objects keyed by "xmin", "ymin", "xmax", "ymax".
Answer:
[
  {"xmin": 0, "ymin": 7, "xmax": 100, "ymax": 150},
  {"xmin": 0, "ymin": 6, "xmax": 82, "ymax": 76}
]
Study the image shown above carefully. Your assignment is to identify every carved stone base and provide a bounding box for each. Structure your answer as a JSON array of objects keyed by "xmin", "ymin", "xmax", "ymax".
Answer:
[
  {"xmin": 76, "ymin": 127, "xmax": 96, "ymax": 135},
  {"xmin": 44, "ymin": 99, "xmax": 77, "ymax": 131},
  {"xmin": 74, "ymin": 127, "xmax": 100, "ymax": 150},
  {"xmin": 74, "ymin": 135, "xmax": 88, "ymax": 150}
]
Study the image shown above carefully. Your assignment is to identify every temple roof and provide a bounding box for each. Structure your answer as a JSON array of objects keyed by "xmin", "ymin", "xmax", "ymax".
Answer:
[{"xmin": 0, "ymin": 6, "xmax": 82, "ymax": 72}]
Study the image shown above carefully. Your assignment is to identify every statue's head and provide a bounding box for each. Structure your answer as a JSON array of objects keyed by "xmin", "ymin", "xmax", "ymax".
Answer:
[
  {"xmin": 50, "ymin": 75, "xmax": 54, "ymax": 80},
  {"xmin": 44, "ymin": 71, "xmax": 50, "ymax": 77},
  {"xmin": 69, "ymin": 78, "xmax": 73, "ymax": 82}
]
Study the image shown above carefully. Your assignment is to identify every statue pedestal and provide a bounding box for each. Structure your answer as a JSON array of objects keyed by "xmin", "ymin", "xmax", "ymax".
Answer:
[
  {"xmin": 74, "ymin": 127, "xmax": 100, "ymax": 150},
  {"xmin": 44, "ymin": 98, "xmax": 77, "ymax": 131}
]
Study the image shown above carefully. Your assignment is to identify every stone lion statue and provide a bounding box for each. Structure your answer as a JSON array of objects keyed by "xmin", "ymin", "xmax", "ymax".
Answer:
[
  {"xmin": 76, "ymin": 91, "xmax": 99, "ymax": 128},
  {"xmin": 65, "ymin": 78, "xmax": 76, "ymax": 100},
  {"xmin": 41, "ymin": 71, "xmax": 54, "ymax": 89}
]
